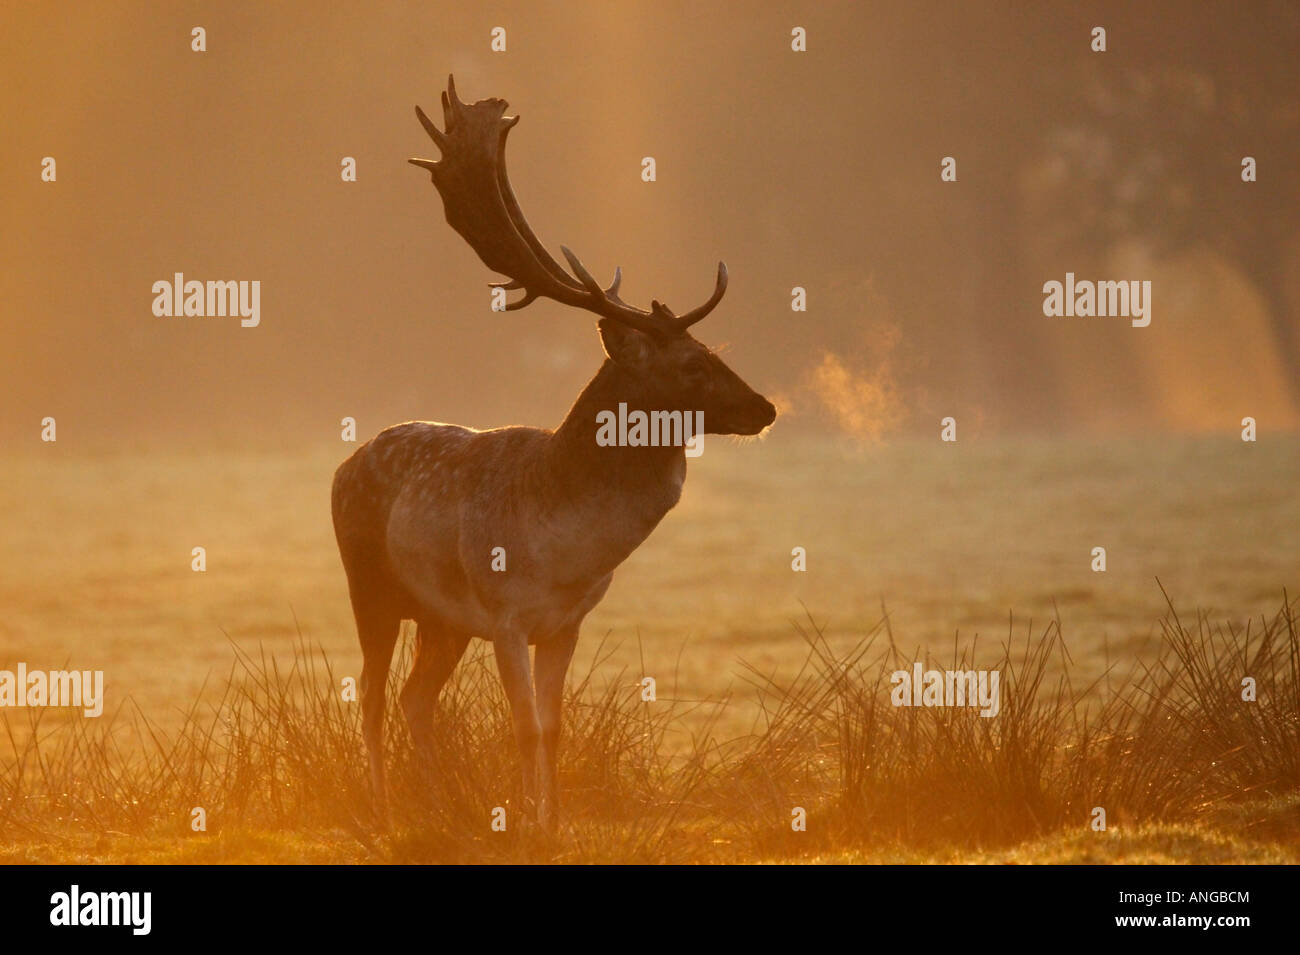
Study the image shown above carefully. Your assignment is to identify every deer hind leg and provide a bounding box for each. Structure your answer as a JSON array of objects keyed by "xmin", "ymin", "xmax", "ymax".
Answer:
[
  {"xmin": 492, "ymin": 631, "xmax": 542, "ymax": 820},
  {"xmin": 533, "ymin": 626, "xmax": 579, "ymax": 830},
  {"xmin": 400, "ymin": 622, "xmax": 470, "ymax": 757},
  {"xmin": 353, "ymin": 600, "xmax": 400, "ymax": 825}
]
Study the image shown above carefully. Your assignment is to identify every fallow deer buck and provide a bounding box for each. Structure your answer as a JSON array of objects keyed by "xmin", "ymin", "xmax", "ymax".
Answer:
[{"xmin": 331, "ymin": 76, "xmax": 776, "ymax": 827}]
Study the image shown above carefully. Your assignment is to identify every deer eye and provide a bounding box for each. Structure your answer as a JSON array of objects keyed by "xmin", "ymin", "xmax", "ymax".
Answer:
[{"xmin": 682, "ymin": 358, "xmax": 710, "ymax": 382}]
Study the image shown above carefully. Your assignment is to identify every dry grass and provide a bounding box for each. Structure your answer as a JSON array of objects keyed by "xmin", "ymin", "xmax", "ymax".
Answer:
[{"xmin": 1, "ymin": 586, "xmax": 1297, "ymax": 864}]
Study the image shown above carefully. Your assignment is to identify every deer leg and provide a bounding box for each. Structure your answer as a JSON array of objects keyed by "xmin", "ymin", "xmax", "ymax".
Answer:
[
  {"xmin": 492, "ymin": 631, "xmax": 542, "ymax": 819},
  {"xmin": 400, "ymin": 623, "xmax": 469, "ymax": 758},
  {"xmin": 534, "ymin": 626, "xmax": 579, "ymax": 830},
  {"xmin": 356, "ymin": 606, "xmax": 400, "ymax": 825}
]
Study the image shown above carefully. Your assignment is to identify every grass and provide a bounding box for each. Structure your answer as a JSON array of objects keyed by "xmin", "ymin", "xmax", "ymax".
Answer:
[
  {"xmin": 5, "ymin": 435, "xmax": 1297, "ymax": 746},
  {"xmin": 1, "ymin": 585, "xmax": 1296, "ymax": 864}
]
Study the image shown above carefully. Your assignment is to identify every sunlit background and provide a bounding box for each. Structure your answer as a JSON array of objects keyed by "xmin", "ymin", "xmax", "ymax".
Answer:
[{"xmin": 1, "ymin": 1, "xmax": 1297, "ymax": 731}]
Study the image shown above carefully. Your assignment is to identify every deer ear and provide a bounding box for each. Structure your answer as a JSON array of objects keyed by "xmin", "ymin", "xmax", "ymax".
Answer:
[{"xmin": 598, "ymin": 319, "xmax": 652, "ymax": 368}]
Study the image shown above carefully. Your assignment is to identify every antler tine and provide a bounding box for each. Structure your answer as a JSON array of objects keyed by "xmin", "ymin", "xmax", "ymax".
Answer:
[
  {"xmin": 502, "ymin": 290, "xmax": 538, "ymax": 311},
  {"xmin": 488, "ymin": 275, "xmax": 535, "ymax": 310},
  {"xmin": 670, "ymin": 262, "xmax": 729, "ymax": 331},
  {"xmin": 442, "ymin": 74, "xmax": 467, "ymax": 131},
  {"xmin": 561, "ymin": 247, "xmax": 664, "ymax": 336},
  {"xmin": 559, "ymin": 245, "xmax": 602, "ymax": 295},
  {"xmin": 605, "ymin": 267, "xmax": 624, "ymax": 302},
  {"xmin": 414, "ymin": 105, "xmax": 447, "ymax": 152}
]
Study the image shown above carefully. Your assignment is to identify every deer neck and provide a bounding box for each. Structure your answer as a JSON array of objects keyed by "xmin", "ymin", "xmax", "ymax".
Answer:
[{"xmin": 545, "ymin": 360, "xmax": 687, "ymax": 516}]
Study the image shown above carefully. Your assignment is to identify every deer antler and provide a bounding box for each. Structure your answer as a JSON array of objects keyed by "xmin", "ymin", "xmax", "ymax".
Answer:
[{"xmin": 409, "ymin": 75, "xmax": 727, "ymax": 336}]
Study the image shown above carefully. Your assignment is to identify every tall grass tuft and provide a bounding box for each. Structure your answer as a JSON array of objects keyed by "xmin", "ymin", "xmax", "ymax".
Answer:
[{"xmin": 1, "ymin": 588, "xmax": 1296, "ymax": 863}]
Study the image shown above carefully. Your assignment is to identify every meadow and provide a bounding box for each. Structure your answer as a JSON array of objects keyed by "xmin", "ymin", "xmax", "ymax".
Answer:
[{"xmin": 0, "ymin": 433, "xmax": 1296, "ymax": 862}]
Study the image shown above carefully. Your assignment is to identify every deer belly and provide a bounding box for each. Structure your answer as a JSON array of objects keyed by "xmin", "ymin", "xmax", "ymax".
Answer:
[
  {"xmin": 389, "ymin": 548, "xmax": 497, "ymax": 632},
  {"xmin": 394, "ymin": 558, "xmax": 608, "ymax": 642}
]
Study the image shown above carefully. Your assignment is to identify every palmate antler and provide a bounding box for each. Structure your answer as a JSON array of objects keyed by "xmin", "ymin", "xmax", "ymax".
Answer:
[{"xmin": 408, "ymin": 75, "xmax": 727, "ymax": 337}]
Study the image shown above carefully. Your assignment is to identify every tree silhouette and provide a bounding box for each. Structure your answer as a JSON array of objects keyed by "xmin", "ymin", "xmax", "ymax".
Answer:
[{"xmin": 1030, "ymin": 4, "xmax": 1300, "ymax": 397}]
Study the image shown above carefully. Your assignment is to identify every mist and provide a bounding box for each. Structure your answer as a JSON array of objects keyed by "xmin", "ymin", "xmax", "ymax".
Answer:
[{"xmin": 3, "ymin": 0, "xmax": 1296, "ymax": 449}]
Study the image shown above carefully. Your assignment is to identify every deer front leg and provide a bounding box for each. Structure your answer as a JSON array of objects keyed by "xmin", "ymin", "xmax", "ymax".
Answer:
[
  {"xmin": 492, "ymin": 630, "xmax": 542, "ymax": 820},
  {"xmin": 534, "ymin": 626, "xmax": 579, "ymax": 830}
]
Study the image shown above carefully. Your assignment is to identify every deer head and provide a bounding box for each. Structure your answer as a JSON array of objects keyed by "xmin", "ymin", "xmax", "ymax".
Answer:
[{"xmin": 409, "ymin": 76, "xmax": 777, "ymax": 436}]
